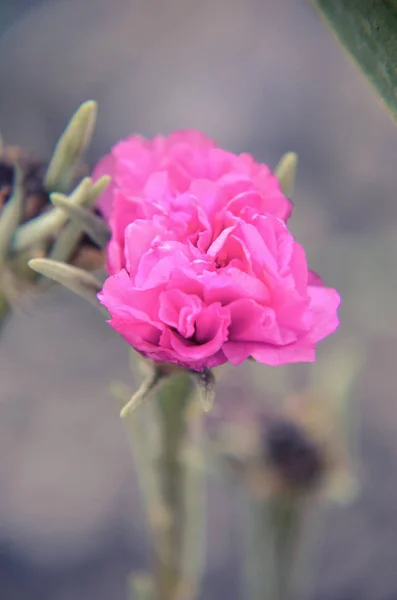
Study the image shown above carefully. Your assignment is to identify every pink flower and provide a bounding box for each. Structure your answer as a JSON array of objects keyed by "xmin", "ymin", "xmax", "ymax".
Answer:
[{"xmin": 93, "ymin": 131, "xmax": 340, "ymax": 372}]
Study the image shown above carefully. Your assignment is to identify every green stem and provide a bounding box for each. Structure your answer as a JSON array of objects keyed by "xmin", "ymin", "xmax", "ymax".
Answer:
[
  {"xmin": 154, "ymin": 371, "xmax": 195, "ymax": 600},
  {"xmin": 243, "ymin": 491, "xmax": 303, "ymax": 600},
  {"xmin": 242, "ymin": 495, "xmax": 277, "ymax": 600},
  {"xmin": 270, "ymin": 494, "xmax": 302, "ymax": 600},
  {"xmin": 289, "ymin": 502, "xmax": 328, "ymax": 600},
  {"xmin": 177, "ymin": 405, "xmax": 206, "ymax": 600}
]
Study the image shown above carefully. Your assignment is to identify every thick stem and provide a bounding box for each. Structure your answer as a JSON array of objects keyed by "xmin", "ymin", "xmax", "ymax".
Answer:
[
  {"xmin": 176, "ymin": 405, "xmax": 206, "ymax": 600},
  {"xmin": 242, "ymin": 495, "xmax": 277, "ymax": 600},
  {"xmin": 154, "ymin": 371, "xmax": 195, "ymax": 600},
  {"xmin": 243, "ymin": 491, "xmax": 303, "ymax": 600},
  {"xmin": 270, "ymin": 493, "xmax": 302, "ymax": 600}
]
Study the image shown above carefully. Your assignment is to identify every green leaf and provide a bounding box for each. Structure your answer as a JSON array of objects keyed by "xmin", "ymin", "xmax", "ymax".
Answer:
[
  {"xmin": 120, "ymin": 366, "xmax": 165, "ymax": 418},
  {"xmin": 312, "ymin": 0, "xmax": 397, "ymax": 123},
  {"xmin": 11, "ymin": 176, "xmax": 109, "ymax": 254},
  {"xmin": 47, "ymin": 175, "xmax": 110, "ymax": 264},
  {"xmin": 50, "ymin": 194, "xmax": 111, "ymax": 249},
  {"xmin": 11, "ymin": 177, "xmax": 91, "ymax": 253},
  {"xmin": 44, "ymin": 100, "xmax": 97, "ymax": 193},
  {"xmin": 27, "ymin": 258, "xmax": 105, "ymax": 311}
]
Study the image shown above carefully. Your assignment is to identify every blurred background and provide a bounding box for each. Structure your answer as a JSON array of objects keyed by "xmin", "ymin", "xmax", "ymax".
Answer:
[{"xmin": 1, "ymin": 1, "xmax": 397, "ymax": 599}]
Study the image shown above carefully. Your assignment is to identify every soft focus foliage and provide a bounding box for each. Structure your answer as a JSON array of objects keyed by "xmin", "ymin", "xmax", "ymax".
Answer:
[{"xmin": 313, "ymin": 0, "xmax": 397, "ymax": 123}]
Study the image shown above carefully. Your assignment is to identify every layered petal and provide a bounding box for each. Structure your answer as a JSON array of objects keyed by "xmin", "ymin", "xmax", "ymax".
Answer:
[{"xmin": 95, "ymin": 130, "xmax": 340, "ymax": 371}]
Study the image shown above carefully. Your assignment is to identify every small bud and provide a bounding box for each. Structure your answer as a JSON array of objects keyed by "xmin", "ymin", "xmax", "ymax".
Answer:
[
  {"xmin": 275, "ymin": 152, "xmax": 298, "ymax": 197},
  {"xmin": 190, "ymin": 368, "xmax": 216, "ymax": 412}
]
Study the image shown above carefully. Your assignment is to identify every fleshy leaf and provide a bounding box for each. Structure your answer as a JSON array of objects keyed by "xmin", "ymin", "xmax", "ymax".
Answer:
[
  {"xmin": 28, "ymin": 257, "xmax": 105, "ymax": 310},
  {"xmin": 44, "ymin": 100, "xmax": 97, "ymax": 192},
  {"xmin": 50, "ymin": 194, "xmax": 111, "ymax": 248},
  {"xmin": 120, "ymin": 366, "xmax": 166, "ymax": 418},
  {"xmin": 11, "ymin": 176, "xmax": 110, "ymax": 254},
  {"xmin": 47, "ymin": 175, "xmax": 110, "ymax": 263},
  {"xmin": 12, "ymin": 177, "xmax": 91, "ymax": 253}
]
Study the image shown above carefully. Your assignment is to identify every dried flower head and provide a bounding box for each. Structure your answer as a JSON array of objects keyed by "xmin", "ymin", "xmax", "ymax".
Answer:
[
  {"xmin": 212, "ymin": 388, "xmax": 356, "ymax": 504},
  {"xmin": 264, "ymin": 418, "xmax": 326, "ymax": 491}
]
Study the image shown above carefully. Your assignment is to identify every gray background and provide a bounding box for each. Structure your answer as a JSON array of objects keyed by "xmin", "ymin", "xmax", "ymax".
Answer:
[{"xmin": 1, "ymin": 1, "xmax": 397, "ymax": 599}]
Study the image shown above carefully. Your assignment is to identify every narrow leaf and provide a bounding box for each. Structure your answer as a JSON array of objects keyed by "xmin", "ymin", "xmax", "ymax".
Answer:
[
  {"xmin": 47, "ymin": 175, "xmax": 110, "ymax": 263},
  {"xmin": 89, "ymin": 175, "xmax": 112, "ymax": 201},
  {"xmin": 50, "ymin": 195, "xmax": 111, "ymax": 248},
  {"xmin": 11, "ymin": 176, "xmax": 109, "ymax": 255},
  {"xmin": 11, "ymin": 177, "xmax": 92, "ymax": 253},
  {"xmin": 44, "ymin": 100, "xmax": 97, "ymax": 192},
  {"xmin": 120, "ymin": 367, "xmax": 165, "ymax": 418},
  {"xmin": 28, "ymin": 258, "xmax": 104, "ymax": 310}
]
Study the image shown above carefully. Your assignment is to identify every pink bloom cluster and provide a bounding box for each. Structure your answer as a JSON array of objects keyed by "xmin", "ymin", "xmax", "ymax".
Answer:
[{"xmin": 94, "ymin": 131, "xmax": 339, "ymax": 371}]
